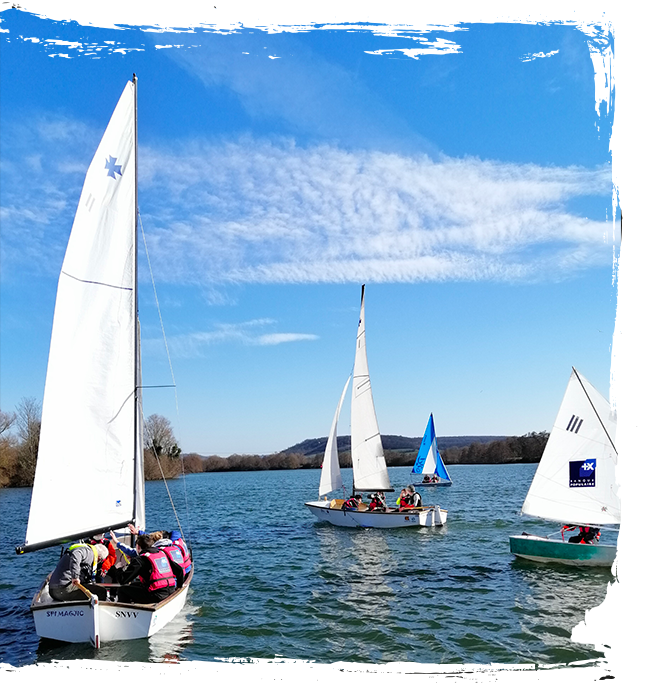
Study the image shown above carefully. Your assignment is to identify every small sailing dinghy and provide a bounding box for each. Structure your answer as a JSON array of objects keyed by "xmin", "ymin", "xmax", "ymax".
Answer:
[
  {"xmin": 509, "ymin": 367, "xmax": 620, "ymax": 567},
  {"xmin": 410, "ymin": 413, "xmax": 452, "ymax": 487},
  {"xmin": 15, "ymin": 76, "xmax": 193, "ymax": 647},
  {"xmin": 305, "ymin": 286, "xmax": 448, "ymax": 528}
]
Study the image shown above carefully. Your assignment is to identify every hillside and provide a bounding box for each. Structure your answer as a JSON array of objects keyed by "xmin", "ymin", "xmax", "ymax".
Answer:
[{"xmin": 283, "ymin": 434, "xmax": 509, "ymax": 457}]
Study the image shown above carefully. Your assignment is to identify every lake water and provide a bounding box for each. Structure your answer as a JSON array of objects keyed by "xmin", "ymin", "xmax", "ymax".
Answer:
[{"xmin": 0, "ymin": 464, "xmax": 617, "ymax": 667}]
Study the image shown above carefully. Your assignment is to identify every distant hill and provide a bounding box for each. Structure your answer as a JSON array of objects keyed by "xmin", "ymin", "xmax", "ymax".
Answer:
[{"xmin": 283, "ymin": 435, "xmax": 509, "ymax": 457}]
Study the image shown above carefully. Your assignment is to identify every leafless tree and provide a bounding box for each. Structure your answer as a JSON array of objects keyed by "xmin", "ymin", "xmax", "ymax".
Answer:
[{"xmin": 144, "ymin": 413, "xmax": 181, "ymax": 459}]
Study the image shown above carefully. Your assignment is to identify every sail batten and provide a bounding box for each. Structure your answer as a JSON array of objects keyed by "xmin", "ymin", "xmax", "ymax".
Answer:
[
  {"xmin": 23, "ymin": 81, "xmax": 139, "ymax": 551},
  {"xmin": 520, "ymin": 368, "xmax": 619, "ymax": 527}
]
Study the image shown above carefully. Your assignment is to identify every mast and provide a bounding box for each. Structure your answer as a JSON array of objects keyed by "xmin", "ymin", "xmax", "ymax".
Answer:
[{"xmin": 132, "ymin": 73, "xmax": 139, "ymax": 530}]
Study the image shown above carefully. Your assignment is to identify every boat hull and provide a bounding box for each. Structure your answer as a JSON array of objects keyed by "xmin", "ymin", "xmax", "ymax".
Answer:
[
  {"xmin": 413, "ymin": 481, "xmax": 452, "ymax": 487},
  {"xmin": 509, "ymin": 535, "xmax": 616, "ymax": 567},
  {"xmin": 31, "ymin": 570, "xmax": 193, "ymax": 646},
  {"xmin": 305, "ymin": 500, "xmax": 447, "ymax": 528}
]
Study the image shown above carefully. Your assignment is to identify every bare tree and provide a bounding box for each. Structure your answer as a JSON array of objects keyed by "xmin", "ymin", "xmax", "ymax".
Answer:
[
  {"xmin": 144, "ymin": 414, "xmax": 181, "ymax": 459},
  {"xmin": 14, "ymin": 397, "xmax": 42, "ymax": 487},
  {"xmin": 0, "ymin": 409, "xmax": 16, "ymax": 436}
]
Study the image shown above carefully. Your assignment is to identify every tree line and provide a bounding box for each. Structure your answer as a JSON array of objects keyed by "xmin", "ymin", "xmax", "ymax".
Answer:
[
  {"xmin": 180, "ymin": 431, "xmax": 549, "ymax": 475},
  {"xmin": 0, "ymin": 398, "xmax": 183, "ymax": 488},
  {"xmin": 1, "ymin": 397, "xmax": 549, "ymax": 488}
]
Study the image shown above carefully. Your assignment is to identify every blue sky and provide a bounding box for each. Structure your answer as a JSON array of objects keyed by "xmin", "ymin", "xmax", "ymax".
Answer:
[{"xmin": 0, "ymin": 5, "xmax": 621, "ymax": 456}]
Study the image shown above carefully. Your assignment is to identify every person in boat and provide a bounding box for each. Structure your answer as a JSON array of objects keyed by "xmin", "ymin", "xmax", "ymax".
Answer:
[
  {"xmin": 396, "ymin": 488, "xmax": 408, "ymax": 507},
  {"xmin": 399, "ymin": 485, "xmax": 422, "ymax": 511},
  {"xmin": 115, "ymin": 533, "xmax": 177, "ymax": 604},
  {"xmin": 368, "ymin": 492, "xmax": 387, "ymax": 511},
  {"xmin": 48, "ymin": 542, "xmax": 109, "ymax": 602},
  {"xmin": 432, "ymin": 474, "xmax": 440, "ymax": 484},
  {"xmin": 564, "ymin": 525, "xmax": 601, "ymax": 544},
  {"xmin": 422, "ymin": 475, "xmax": 432, "ymax": 483},
  {"xmin": 343, "ymin": 494, "xmax": 363, "ymax": 510}
]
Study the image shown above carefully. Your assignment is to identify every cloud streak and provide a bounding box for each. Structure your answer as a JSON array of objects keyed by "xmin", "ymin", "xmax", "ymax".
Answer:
[
  {"xmin": 1, "ymin": 117, "xmax": 614, "ymax": 287},
  {"xmin": 142, "ymin": 319, "xmax": 319, "ymax": 358}
]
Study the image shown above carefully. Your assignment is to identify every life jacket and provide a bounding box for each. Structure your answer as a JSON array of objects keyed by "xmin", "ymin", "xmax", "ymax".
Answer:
[
  {"xmin": 343, "ymin": 497, "xmax": 359, "ymax": 509},
  {"xmin": 140, "ymin": 549, "xmax": 177, "ymax": 591},
  {"xmin": 68, "ymin": 543, "xmax": 99, "ymax": 578},
  {"xmin": 171, "ymin": 539, "xmax": 192, "ymax": 573}
]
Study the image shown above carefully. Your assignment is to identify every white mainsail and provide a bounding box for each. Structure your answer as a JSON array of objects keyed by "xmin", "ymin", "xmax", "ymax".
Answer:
[
  {"xmin": 350, "ymin": 286, "xmax": 391, "ymax": 492},
  {"xmin": 318, "ymin": 376, "xmax": 351, "ymax": 497},
  {"xmin": 521, "ymin": 368, "xmax": 619, "ymax": 527},
  {"xmin": 24, "ymin": 81, "xmax": 139, "ymax": 550}
]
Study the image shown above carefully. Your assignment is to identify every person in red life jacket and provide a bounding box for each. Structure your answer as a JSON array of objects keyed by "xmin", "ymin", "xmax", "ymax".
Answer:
[
  {"xmin": 565, "ymin": 525, "xmax": 600, "ymax": 544},
  {"xmin": 563, "ymin": 525, "xmax": 600, "ymax": 544},
  {"xmin": 116, "ymin": 534, "xmax": 177, "ymax": 604},
  {"xmin": 343, "ymin": 494, "xmax": 363, "ymax": 510},
  {"xmin": 368, "ymin": 492, "xmax": 386, "ymax": 511}
]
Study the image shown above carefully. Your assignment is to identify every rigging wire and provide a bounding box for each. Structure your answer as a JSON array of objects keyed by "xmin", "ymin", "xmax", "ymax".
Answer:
[{"xmin": 138, "ymin": 211, "xmax": 192, "ymax": 549}]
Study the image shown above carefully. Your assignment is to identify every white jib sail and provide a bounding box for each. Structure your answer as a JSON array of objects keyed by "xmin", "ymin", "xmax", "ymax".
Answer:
[
  {"xmin": 350, "ymin": 286, "xmax": 391, "ymax": 492},
  {"xmin": 25, "ymin": 81, "xmax": 137, "ymax": 549},
  {"xmin": 521, "ymin": 368, "xmax": 619, "ymax": 527},
  {"xmin": 318, "ymin": 376, "xmax": 351, "ymax": 497}
]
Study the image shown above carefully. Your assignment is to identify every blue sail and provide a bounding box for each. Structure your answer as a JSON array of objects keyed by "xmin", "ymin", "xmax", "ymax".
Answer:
[
  {"xmin": 412, "ymin": 413, "xmax": 452, "ymax": 484},
  {"xmin": 412, "ymin": 414, "xmax": 434, "ymax": 474}
]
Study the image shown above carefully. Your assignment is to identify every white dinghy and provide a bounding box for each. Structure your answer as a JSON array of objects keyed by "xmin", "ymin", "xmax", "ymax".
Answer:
[
  {"xmin": 509, "ymin": 367, "xmax": 620, "ymax": 567},
  {"xmin": 305, "ymin": 286, "xmax": 447, "ymax": 528},
  {"xmin": 16, "ymin": 76, "xmax": 193, "ymax": 647}
]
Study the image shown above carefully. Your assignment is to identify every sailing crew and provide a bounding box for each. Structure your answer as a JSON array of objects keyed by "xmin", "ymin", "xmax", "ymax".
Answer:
[
  {"xmin": 48, "ymin": 542, "xmax": 109, "ymax": 602},
  {"xmin": 368, "ymin": 492, "xmax": 387, "ymax": 511},
  {"xmin": 343, "ymin": 494, "xmax": 363, "ymax": 510},
  {"xmin": 564, "ymin": 525, "xmax": 601, "ymax": 544},
  {"xmin": 407, "ymin": 485, "xmax": 423, "ymax": 508},
  {"xmin": 116, "ymin": 534, "xmax": 177, "ymax": 604}
]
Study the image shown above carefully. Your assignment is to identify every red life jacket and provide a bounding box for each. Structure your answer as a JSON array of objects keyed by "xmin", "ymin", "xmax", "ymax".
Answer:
[
  {"xmin": 140, "ymin": 550, "xmax": 176, "ymax": 591},
  {"xmin": 171, "ymin": 540, "xmax": 192, "ymax": 574}
]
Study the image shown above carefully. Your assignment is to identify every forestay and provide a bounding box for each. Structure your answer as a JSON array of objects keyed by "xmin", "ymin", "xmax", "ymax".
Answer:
[
  {"xmin": 350, "ymin": 286, "xmax": 391, "ymax": 492},
  {"xmin": 24, "ymin": 81, "xmax": 143, "ymax": 551},
  {"xmin": 521, "ymin": 368, "xmax": 619, "ymax": 527},
  {"xmin": 319, "ymin": 376, "xmax": 350, "ymax": 497}
]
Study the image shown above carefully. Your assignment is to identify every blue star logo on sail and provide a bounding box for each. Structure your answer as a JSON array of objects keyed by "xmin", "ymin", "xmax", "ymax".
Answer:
[
  {"xmin": 569, "ymin": 459, "xmax": 596, "ymax": 487},
  {"xmin": 105, "ymin": 156, "xmax": 123, "ymax": 179}
]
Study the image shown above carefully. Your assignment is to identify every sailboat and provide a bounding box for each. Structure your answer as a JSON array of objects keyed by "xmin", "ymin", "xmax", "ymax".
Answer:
[
  {"xmin": 509, "ymin": 367, "xmax": 620, "ymax": 567},
  {"xmin": 305, "ymin": 286, "xmax": 448, "ymax": 528},
  {"xmin": 410, "ymin": 413, "xmax": 452, "ymax": 487},
  {"xmin": 15, "ymin": 76, "xmax": 193, "ymax": 647}
]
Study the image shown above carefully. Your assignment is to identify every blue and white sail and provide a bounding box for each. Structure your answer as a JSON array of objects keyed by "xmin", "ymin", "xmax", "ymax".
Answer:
[{"xmin": 411, "ymin": 414, "xmax": 452, "ymax": 484}]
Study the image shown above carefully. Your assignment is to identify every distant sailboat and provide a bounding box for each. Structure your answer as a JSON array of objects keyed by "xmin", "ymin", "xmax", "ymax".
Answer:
[
  {"xmin": 509, "ymin": 367, "xmax": 619, "ymax": 567},
  {"xmin": 16, "ymin": 76, "xmax": 193, "ymax": 646},
  {"xmin": 305, "ymin": 286, "xmax": 448, "ymax": 528},
  {"xmin": 411, "ymin": 413, "xmax": 452, "ymax": 487}
]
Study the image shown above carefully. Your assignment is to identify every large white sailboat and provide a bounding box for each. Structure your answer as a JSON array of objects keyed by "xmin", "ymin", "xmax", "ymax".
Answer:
[
  {"xmin": 509, "ymin": 367, "xmax": 619, "ymax": 567},
  {"xmin": 305, "ymin": 286, "xmax": 448, "ymax": 528},
  {"xmin": 16, "ymin": 76, "xmax": 193, "ymax": 647}
]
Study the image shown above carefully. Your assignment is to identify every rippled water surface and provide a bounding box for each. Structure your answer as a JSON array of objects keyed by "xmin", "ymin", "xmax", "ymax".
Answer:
[{"xmin": 0, "ymin": 464, "xmax": 616, "ymax": 666}]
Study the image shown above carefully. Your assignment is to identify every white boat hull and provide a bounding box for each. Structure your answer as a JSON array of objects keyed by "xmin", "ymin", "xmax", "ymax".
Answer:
[
  {"xmin": 509, "ymin": 535, "xmax": 616, "ymax": 567},
  {"xmin": 31, "ymin": 571, "xmax": 193, "ymax": 646},
  {"xmin": 305, "ymin": 500, "xmax": 447, "ymax": 528}
]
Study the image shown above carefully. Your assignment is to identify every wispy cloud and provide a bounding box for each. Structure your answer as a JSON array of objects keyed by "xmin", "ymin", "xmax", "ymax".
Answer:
[
  {"xmin": 1, "ymin": 115, "xmax": 614, "ymax": 287},
  {"xmin": 143, "ymin": 319, "xmax": 319, "ymax": 358}
]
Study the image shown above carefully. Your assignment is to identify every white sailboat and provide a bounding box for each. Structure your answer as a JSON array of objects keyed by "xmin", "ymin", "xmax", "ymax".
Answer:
[
  {"xmin": 410, "ymin": 413, "xmax": 452, "ymax": 486},
  {"xmin": 509, "ymin": 367, "xmax": 619, "ymax": 567},
  {"xmin": 15, "ymin": 76, "xmax": 193, "ymax": 647},
  {"xmin": 305, "ymin": 286, "xmax": 448, "ymax": 528}
]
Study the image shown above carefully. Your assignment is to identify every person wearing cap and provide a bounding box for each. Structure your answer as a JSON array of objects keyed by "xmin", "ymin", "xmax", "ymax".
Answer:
[{"xmin": 49, "ymin": 542, "xmax": 109, "ymax": 601}]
